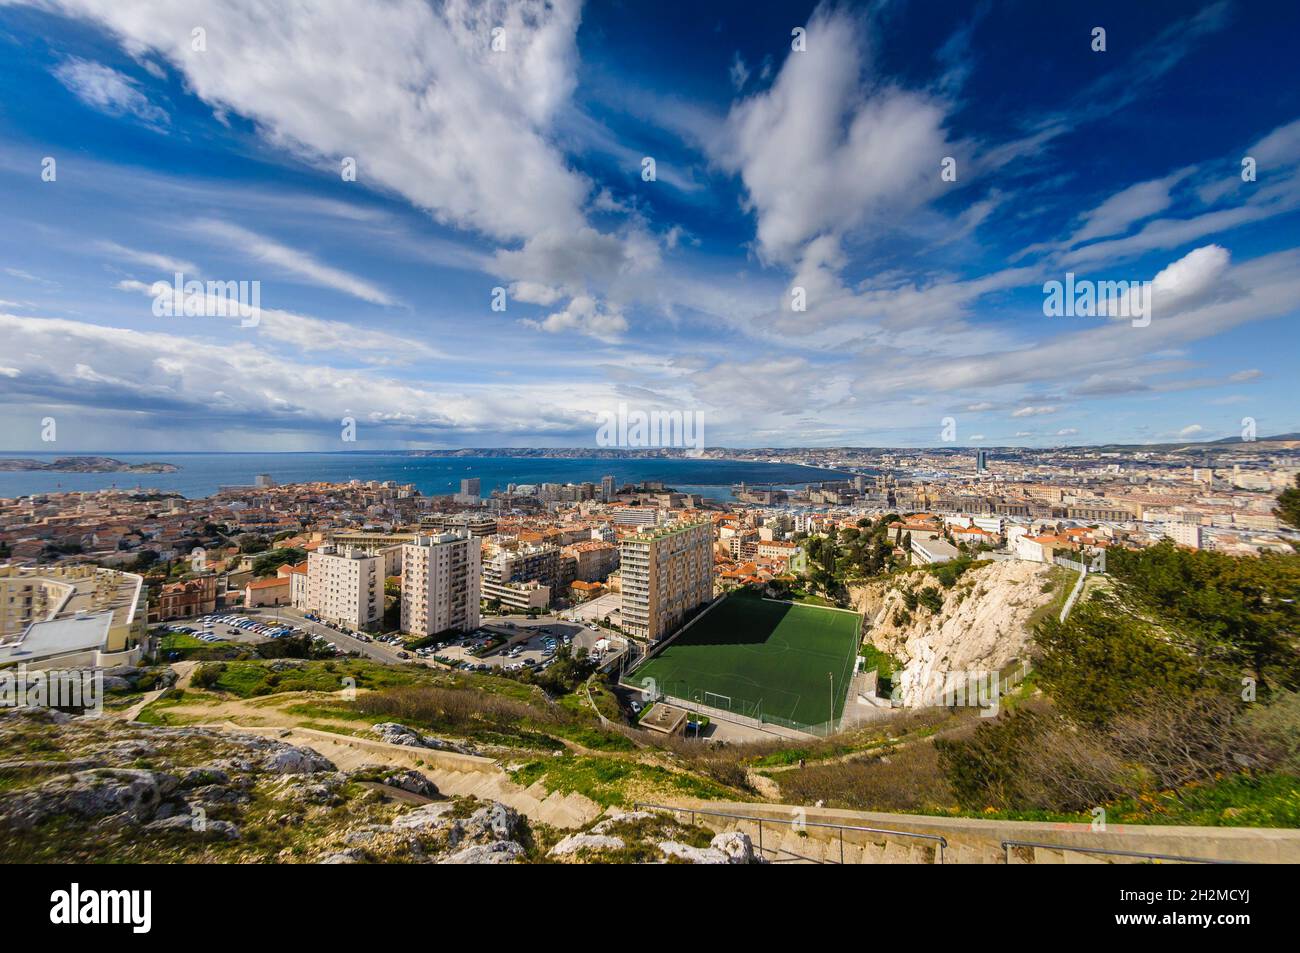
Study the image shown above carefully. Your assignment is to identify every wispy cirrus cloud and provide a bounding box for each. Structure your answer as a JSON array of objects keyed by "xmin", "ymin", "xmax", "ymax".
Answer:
[
  {"xmin": 196, "ymin": 220, "xmax": 396, "ymax": 306},
  {"xmin": 52, "ymin": 56, "xmax": 167, "ymax": 127},
  {"xmin": 95, "ymin": 241, "xmax": 197, "ymax": 275},
  {"xmin": 113, "ymin": 279, "xmax": 431, "ymax": 361}
]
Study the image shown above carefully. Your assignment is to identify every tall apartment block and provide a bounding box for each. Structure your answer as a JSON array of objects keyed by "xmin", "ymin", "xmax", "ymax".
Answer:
[
  {"xmin": 455, "ymin": 477, "xmax": 481, "ymax": 504},
  {"xmin": 401, "ymin": 533, "xmax": 481, "ymax": 636},
  {"xmin": 619, "ymin": 519, "xmax": 713, "ymax": 642},
  {"xmin": 481, "ymin": 543, "xmax": 559, "ymax": 611},
  {"xmin": 305, "ymin": 545, "xmax": 383, "ymax": 629}
]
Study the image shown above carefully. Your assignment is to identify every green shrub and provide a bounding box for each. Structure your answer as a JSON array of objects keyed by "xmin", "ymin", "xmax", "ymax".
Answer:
[{"xmin": 917, "ymin": 586, "xmax": 944, "ymax": 614}]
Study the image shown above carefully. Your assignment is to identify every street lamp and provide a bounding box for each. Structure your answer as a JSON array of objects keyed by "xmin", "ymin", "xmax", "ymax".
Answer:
[{"xmin": 827, "ymin": 671, "xmax": 834, "ymax": 738}]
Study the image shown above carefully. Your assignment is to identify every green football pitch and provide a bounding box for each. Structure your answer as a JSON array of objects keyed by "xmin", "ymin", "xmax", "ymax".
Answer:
[{"xmin": 629, "ymin": 592, "xmax": 862, "ymax": 729}]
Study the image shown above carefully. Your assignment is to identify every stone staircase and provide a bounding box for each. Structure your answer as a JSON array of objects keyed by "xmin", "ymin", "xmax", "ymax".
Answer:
[
  {"xmin": 639, "ymin": 801, "xmax": 1300, "ymax": 864},
  {"xmin": 420, "ymin": 768, "xmax": 597, "ymax": 829},
  {"xmin": 684, "ymin": 812, "xmax": 953, "ymax": 864}
]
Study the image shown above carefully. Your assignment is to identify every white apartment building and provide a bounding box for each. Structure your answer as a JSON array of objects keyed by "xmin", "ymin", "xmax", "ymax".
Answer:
[
  {"xmin": 305, "ymin": 545, "xmax": 383, "ymax": 629},
  {"xmin": 1164, "ymin": 521, "xmax": 1204, "ymax": 549},
  {"xmin": 401, "ymin": 533, "xmax": 481, "ymax": 636},
  {"xmin": 620, "ymin": 520, "xmax": 713, "ymax": 642},
  {"xmin": 611, "ymin": 507, "xmax": 660, "ymax": 528},
  {"xmin": 910, "ymin": 533, "xmax": 960, "ymax": 565}
]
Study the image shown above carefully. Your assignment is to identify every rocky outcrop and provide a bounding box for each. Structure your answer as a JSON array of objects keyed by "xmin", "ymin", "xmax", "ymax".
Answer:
[
  {"xmin": 0, "ymin": 709, "xmax": 742, "ymax": 865},
  {"xmin": 374, "ymin": 768, "xmax": 440, "ymax": 799},
  {"xmin": 0, "ymin": 709, "xmax": 336, "ymax": 846},
  {"xmin": 849, "ymin": 560, "xmax": 1055, "ymax": 708},
  {"xmin": 335, "ymin": 801, "xmax": 529, "ymax": 864},
  {"xmin": 444, "ymin": 841, "xmax": 526, "ymax": 864},
  {"xmin": 370, "ymin": 722, "xmax": 478, "ymax": 756},
  {"xmin": 259, "ymin": 745, "xmax": 335, "ymax": 775},
  {"xmin": 549, "ymin": 811, "xmax": 762, "ymax": 864},
  {"xmin": 659, "ymin": 831, "xmax": 757, "ymax": 864},
  {"xmin": 4, "ymin": 768, "xmax": 180, "ymax": 830},
  {"xmin": 550, "ymin": 833, "xmax": 625, "ymax": 856}
]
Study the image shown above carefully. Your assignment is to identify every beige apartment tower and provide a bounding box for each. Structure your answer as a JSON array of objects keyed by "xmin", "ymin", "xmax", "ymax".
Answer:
[
  {"xmin": 401, "ymin": 533, "xmax": 481, "ymax": 636},
  {"xmin": 620, "ymin": 520, "xmax": 713, "ymax": 642},
  {"xmin": 305, "ymin": 546, "xmax": 383, "ymax": 629}
]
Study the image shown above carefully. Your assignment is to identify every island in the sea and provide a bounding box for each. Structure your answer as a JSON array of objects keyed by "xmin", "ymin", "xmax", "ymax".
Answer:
[{"xmin": 0, "ymin": 456, "xmax": 180, "ymax": 473}]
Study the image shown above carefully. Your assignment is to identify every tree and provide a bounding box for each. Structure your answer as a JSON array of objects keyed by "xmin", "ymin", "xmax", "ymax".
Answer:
[
  {"xmin": 238, "ymin": 534, "xmax": 269, "ymax": 554},
  {"xmin": 251, "ymin": 547, "xmax": 306, "ymax": 577},
  {"xmin": 1275, "ymin": 474, "xmax": 1300, "ymax": 530},
  {"xmin": 917, "ymin": 586, "xmax": 944, "ymax": 613},
  {"xmin": 131, "ymin": 550, "xmax": 160, "ymax": 571}
]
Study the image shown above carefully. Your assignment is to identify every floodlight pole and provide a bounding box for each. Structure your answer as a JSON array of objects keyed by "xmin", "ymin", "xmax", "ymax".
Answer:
[{"xmin": 827, "ymin": 671, "xmax": 834, "ymax": 737}]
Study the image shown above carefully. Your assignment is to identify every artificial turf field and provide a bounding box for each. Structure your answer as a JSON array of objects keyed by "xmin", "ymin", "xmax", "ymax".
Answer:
[{"xmin": 629, "ymin": 591, "xmax": 862, "ymax": 729}]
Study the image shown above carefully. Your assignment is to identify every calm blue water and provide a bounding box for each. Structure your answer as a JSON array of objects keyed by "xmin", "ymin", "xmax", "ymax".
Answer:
[{"xmin": 0, "ymin": 453, "xmax": 848, "ymax": 502}]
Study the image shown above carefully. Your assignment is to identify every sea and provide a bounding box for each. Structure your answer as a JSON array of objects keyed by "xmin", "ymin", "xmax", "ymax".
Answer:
[{"xmin": 0, "ymin": 453, "xmax": 850, "ymax": 503}]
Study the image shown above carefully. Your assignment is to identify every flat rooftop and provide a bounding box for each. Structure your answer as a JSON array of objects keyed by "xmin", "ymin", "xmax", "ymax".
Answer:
[
  {"xmin": 639, "ymin": 702, "xmax": 688, "ymax": 735},
  {"xmin": 0, "ymin": 610, "xmax": 114, "ymax": 665}
]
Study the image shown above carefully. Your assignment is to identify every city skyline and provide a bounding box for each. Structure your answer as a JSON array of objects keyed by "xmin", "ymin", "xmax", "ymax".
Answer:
[{"xmin": 2, "ymin": 0, "xmax": 1299, "ymax": 451}]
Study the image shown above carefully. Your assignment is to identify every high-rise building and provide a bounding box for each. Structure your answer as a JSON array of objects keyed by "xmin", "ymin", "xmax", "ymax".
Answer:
[
  {"xmin": 976, "ymin": 450, "xmax": 988, "ymax": 473},
  {"xmin": 305, "ymin": 545, "xmax": 383, "ymax": 629},
  {"xmin": 620, "ymin": 520, "xmax": 713, "ymax": 642},
  {"xmin": 601, "ymin": 474, "xmax": 616, "ymax": 502},
  {"xmin": 481, "ymin": 544, "xmax": 559, "ymax": 610},
  {"xmin": 455, "ymin": 477, "xmax": 481, "ymax": 504},
  {"xmin": 401, "ymin": 533, "xmax": 481, "ymax": 635},
  {"xmin": 419, "ymin": 513, "xmax": 498, "ymax": 537}
]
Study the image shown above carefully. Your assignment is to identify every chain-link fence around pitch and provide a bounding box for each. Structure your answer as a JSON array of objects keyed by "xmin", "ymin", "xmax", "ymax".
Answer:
[{"xmin": 628, "ymin": 673, "xmax": 842, "ymax": 736}]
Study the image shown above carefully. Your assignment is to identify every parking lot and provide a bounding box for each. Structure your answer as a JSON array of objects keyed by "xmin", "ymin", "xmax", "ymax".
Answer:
[
  {"xmin": 158, "ymin": 612, "xmax": 341, "ymax": 655},
  {"xmin": 420, "ymin": 618, "xmax": 624, "ymax": 674},
  {"xmin": 565, "ymin": 592, "xmax": 622, "ymax": 626}
]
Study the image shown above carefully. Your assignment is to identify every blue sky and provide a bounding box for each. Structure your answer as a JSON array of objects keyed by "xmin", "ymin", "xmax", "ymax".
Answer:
[{"xmin": 0, "ymin": 0, "xmax": 1298, "ymax": 451}]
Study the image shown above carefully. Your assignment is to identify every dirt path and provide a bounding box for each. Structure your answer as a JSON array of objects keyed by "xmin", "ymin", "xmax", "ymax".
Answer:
[
  {"xmin": 119, "ymin": 660, "xmax": 202, "ymax": 722},
  {"xmin": 213, "ymin": 723, "xmax": 602, "ymax": 829}
]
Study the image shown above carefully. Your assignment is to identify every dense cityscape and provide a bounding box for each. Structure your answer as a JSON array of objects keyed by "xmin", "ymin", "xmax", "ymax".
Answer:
[{"xmin": 0, "ymin": 0, "xmax": 1296, "ymax": 922}]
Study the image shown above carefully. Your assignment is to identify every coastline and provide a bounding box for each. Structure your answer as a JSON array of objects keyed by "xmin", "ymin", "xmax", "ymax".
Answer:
[{"xmin": 0, "ymin": 452, "xmax": 850, "ymax": 502}]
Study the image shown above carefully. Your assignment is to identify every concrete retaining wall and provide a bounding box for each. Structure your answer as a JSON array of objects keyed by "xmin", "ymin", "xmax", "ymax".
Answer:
[{"xmin": 692, "ymin": 800, "xmax": 1300, "ymax": 863}]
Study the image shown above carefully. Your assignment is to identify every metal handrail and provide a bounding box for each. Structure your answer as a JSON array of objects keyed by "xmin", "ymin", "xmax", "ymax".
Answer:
[
  {"xmin": 635, "ymin": 802, "xmax": 947, "ymax": 864},
  {"xmin": 1000, "ymin": 839, "xmax": 1244, "ymax": 865}
]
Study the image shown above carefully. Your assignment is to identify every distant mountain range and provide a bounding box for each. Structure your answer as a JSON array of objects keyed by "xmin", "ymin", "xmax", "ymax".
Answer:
[
  {"xmin": 0, "ymin": 456, "xmax": 179, "ymax": 473},
  {"xmin": 389, "ymin": 435, "xmax": 1300, "ymax": 456}
]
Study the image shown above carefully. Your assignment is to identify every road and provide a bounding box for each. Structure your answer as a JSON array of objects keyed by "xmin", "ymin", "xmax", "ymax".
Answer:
[{"xmin": 234, "ymin": 605, "xmax": 410, "ymax": 664}]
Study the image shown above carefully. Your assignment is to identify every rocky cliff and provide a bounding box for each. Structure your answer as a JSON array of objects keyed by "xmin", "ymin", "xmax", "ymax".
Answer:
[
  {"xmin": 849, "ymin": 560, "xmax": 1060, "ymax": 708},
  {"xmin": 0, "ymin": 708, "xmax": 759, "ymax": 864}
]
